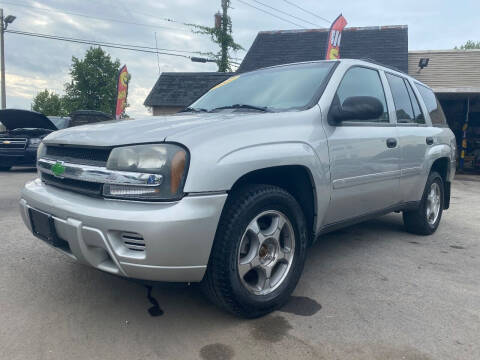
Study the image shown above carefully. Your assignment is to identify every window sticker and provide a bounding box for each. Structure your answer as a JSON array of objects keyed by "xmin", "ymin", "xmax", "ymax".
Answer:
[{"xmin": 209, "ymin": 75, "xmax": 240, "ymax": 91}]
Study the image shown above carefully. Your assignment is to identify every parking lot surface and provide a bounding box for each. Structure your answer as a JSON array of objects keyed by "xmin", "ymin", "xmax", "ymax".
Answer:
[{"xmin": 1, "ymin": 168, "xmax": 479, "ymax": 360}]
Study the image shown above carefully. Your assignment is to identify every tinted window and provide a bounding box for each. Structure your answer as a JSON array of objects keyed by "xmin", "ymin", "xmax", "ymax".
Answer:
[
  {"xmin": 335, "ymin": 67, "xmax": 389, "ymax": 122},
  {"xmin": 191, "ymin": 62, "xmax": 335, "ymax": 112},
  {"xmin": 48, "ymin": 117, "xmax": 70, "ymax": 129},
  {"xmin": 405, "ymin": 81, "xmax": 425, "ymax": 124},
  {"xmin": 386, "ymin": 73, "xmax": 415, "ymax": 123},
  {"xmin": 415, "ymin": 84, "xmax": 447, "ymax": 125}
]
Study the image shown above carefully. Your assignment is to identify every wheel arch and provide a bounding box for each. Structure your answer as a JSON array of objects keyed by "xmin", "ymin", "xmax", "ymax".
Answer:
[
  {"xmin": 229, "ymin": 165, "xmax": 318, "ymax": 243},
  {"xmin": 429, "ymin": 156, "xmax": 451, "ymax": 209}
]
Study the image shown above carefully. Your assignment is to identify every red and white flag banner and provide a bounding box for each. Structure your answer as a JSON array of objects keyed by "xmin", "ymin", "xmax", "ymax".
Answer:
[{"xmin": 325, "ymin": 14, "xmax": 347, "ymax": 60}]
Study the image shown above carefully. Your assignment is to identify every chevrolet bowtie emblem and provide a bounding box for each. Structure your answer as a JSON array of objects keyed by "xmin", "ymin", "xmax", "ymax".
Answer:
[
  {"xmin": 51, "ymin": 161, "xmax": 66, "ymax": 178},
  {"xmin": 2, "ymin": 140, "xmax": 11, "ymax": 144}
]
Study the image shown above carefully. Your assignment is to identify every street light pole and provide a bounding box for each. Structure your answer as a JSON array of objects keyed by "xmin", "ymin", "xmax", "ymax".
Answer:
[
  {"xmin": 0, "ymin": 9, "xmax": 15, "ymax": 109},
  {"xmin": 1, "ymin": 8, "xmax": 6, "ymax": 109}
]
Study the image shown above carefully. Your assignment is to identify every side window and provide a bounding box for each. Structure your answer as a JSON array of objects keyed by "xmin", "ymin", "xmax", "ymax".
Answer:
[
  {"xmin": 415, "ymin": 84, "xmax": 448, "ymax": 125},
  {"xmin": 405, "ymin": 81, "xmax": 425, "ymax": 124},
  {"xmin": 335, "ymin": 67, "xmax": 389, "ymax": 122},
  {"xmin": 386, "ymin": 73, "xmax": 415, "ymax": 123}
]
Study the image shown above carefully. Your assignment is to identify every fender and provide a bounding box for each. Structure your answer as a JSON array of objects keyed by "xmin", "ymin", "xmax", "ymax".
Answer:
[
  {"xmin": 424, "ymin": 143, "xmax": 454, "ymax": 179},
  {"xmin": 185, "ymin": 141, "xmax": 328, "ymax": 192}
]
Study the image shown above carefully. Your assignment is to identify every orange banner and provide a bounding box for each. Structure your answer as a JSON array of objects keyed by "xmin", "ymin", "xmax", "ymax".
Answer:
[
  {"xmin": 115, "ymin": 65, "xmax": 129, "ymax": 120},
  {"xmin": 325, "ymin": 14, "xmax": 347, "ymax": 60}
]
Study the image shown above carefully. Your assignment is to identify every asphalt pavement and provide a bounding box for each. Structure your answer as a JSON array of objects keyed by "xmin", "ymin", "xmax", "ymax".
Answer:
[{"xmin": 1, "ymin": 168, "xmax": 479, "ymax": 360}]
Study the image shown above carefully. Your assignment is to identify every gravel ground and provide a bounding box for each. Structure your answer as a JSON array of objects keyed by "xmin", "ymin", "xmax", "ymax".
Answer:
[{"xmin": 1, "ymin": 168, "xmax": 479, "ymax": 360}]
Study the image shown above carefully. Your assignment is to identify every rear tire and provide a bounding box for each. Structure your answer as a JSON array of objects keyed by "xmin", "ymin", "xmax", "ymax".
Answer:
[
  {"xmin": 403, "ymin": 171, "xmax": 444, "ymax": 235},
  {"xmin": 202, "ymin": 184, "xmax": 308, "ymax": 318}
]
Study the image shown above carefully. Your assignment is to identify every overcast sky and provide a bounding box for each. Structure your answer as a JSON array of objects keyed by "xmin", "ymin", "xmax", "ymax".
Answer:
[{"xmin": 3, "ymin": 0, "xmax": 480, "ymax": 117}]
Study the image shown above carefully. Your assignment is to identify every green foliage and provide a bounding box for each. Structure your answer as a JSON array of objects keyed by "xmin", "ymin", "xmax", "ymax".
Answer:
[
  {"xmin": 188, "ymin": 0, "xmax": 243, "ymax": 72},
  {"xmin": 31, "ymin": 89, "xmax": 67, "ymax": 116},
  {"xmin": 30, "ymin": 47, "xmax": 128, "ymax": 117},
  {"xmin": 455, "ymin": 40, "xmax": 480, "ymax": 50},
  {"xmin": 63, "ymin": 47, "xmax": 122, "ymax": 115}
]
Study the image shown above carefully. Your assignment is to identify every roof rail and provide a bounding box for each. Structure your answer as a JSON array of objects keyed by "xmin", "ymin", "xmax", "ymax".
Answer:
[{"xmin": 359, "ymin": 58, "xmax": 406, "ymax": 75}]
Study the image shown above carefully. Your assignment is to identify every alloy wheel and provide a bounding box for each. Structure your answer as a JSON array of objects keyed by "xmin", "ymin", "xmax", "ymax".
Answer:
[{"xmin": 237, "ymin": 210, "xmax": 295, "ymax": 295}]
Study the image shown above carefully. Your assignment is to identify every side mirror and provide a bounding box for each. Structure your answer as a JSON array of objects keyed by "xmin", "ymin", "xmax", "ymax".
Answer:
[{"xmin": 329, "ymin": 96, "xmax": 384, "ymax": 124}]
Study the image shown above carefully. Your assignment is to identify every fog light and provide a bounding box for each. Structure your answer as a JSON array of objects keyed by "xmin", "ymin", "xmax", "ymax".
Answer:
[{"xmin": 103, "ymin": 184, "xmax": 163, "ymax": 199}]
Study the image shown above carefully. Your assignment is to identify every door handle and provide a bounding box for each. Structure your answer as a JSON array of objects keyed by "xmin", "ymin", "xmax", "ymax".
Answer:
[
  {"xmin": 426, "ymin": 137, "xmax": 434, "ymax": 145},
  {"xmin": 386, "ymin": 138, "xmax": 397, "ymax": 148}
]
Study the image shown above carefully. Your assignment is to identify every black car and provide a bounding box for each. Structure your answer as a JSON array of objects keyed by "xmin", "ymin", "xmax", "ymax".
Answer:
[{"xmin": 0, "ymin": 109, "xmax": 70, "ymax": 170}]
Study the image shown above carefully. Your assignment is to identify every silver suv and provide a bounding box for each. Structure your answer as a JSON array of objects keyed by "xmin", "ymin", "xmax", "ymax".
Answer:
[{"xmin": 20, "ymin": 59, "xmax": 456, "ymax": 317}]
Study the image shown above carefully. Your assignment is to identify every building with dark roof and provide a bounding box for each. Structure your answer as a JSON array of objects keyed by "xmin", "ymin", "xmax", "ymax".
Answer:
[
  {"xmin": 144, "ymin": 72, "xmax": 233, "ymax": 115},
  {"xmin": 144, "ymin": 25, "xmax": 408, "ymax": 115},
  {"xmin": 238, "ymin": 25, "xmax": 408, "ymax": 73}
]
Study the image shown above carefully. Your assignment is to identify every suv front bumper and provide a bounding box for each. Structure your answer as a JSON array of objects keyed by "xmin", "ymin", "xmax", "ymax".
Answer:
[{"xmin": 20, "ymin": 179, "xmax": 227, "ymax": 282}]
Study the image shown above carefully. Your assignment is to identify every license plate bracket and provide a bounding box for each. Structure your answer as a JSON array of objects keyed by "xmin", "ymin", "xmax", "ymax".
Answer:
[{"xmin": 29, "ymin": 208, "xmax": 58, "ymax": 245}]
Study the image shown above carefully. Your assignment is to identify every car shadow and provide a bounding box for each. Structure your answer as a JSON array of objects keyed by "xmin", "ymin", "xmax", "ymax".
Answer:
[{"xmin": 64, "ymin": 213, "xmax": 407, "ymax": 323}]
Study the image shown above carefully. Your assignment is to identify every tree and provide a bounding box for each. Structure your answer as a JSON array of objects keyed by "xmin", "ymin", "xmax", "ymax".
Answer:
[
  {"xmin": 63, "ymin": 47, "xmax": 122, "ymax": 115},
  {"xmin": 455, "ymin": 40, "xmax": 480, "ymax": 50},
  {"xmin": 31, "ymin": 89, "xmax": 66, "ymax": 116},
  {"xmin": 188, "ymin": 0, "xmax": 243, "ymax": 72}
]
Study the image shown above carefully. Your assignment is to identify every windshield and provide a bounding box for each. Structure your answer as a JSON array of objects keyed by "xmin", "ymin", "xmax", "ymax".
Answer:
[
  {"xmin": 190, "ymin": 62, "xmax": 335, "ymax": 112},
  {"xmin": 48, "ymin": 117, "xmax": 70, "ymax": 129}
]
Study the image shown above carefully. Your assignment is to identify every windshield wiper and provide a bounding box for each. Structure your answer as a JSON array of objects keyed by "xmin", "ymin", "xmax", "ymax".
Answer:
[
  {"xmin": 181, "ymin": 107, "xmax": 209, "ymax": 113},
  {"xmin": 210, "ymin": 104, "xmax": 271, "ymax": 112}
]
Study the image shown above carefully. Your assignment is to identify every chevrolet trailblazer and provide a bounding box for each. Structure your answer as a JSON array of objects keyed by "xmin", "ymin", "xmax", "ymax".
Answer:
[{"xmin": 20, "ymin": 59, "xmax": 456, "ymax": 317}]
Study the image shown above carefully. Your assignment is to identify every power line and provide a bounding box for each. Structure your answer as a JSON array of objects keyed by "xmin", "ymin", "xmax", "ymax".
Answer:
[
  {"xmin": 281, "ymin": 0, "xmax": 331, "ymax": 25},
  {"xmin": 0, "ymin": 0, "xmax": 192, "ymax": 32},
  {"xmin": 236, "ymin": 0, "xmax": 303, "ymax": 28},
  {"xmin": 6, "ymin": 29, "xmax": 210, "ymax": 55},
  {"xmin": 6, "ymin": 29, "xmax": 191, "ymax": 59},
  {"xmin": 5, "ymin": 29, "xmax": 242, "ymax": 65},
  {"xmin": 249, "ymin": 0, "xmax": 321, "ymax": 28}
]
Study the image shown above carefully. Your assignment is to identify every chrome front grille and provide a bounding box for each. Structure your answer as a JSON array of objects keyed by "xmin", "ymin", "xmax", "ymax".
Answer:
[
  {"xmin": 37, "ymin": 157, "xmax": 163, "ymax": 197},
  {"xmin": 0, "ymin": 138, "xmax": 27, "ymax": 150},
  {"xmin": 45, "ymin": 145, "xmax": 111, "ymax": 166},
  {"xmin": 41, "ymin": 173, "xmax": 104, "ymax": 197}
]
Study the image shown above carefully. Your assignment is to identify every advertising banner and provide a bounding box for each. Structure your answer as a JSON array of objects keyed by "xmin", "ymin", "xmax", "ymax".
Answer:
[{"xmin": 325, "ymin": 14, "xmax": 347, "ymax": 60}]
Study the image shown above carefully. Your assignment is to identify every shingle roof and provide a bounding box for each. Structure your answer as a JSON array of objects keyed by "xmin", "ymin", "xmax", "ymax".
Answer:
[
  {"xmin": 237, "ymin": 25, "xmax": 408, "ymax": 73},
  {"xmin": 144, "ymin": 72, "xmax": 233, "ymax": 107}
]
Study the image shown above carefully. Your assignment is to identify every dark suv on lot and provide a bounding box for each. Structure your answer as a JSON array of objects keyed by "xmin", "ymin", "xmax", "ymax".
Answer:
[{"xmin": 0, "ymin": 109, "xmax": 70, "ymax": 170}]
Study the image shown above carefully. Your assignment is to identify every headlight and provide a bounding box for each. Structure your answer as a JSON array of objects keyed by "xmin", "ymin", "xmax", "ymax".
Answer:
[
  {"xmin": 37, "ymin": 142, "xmax": 46, "ymax": 159},
  {"xmin": 29, "ymin": 138, "xmax": 42, "ymax": 146},
  {"xmin": 36, "ymin": 142, "xmax": 46, "ymax": 178},
  {"xmin": 103, "ymin": 143, "xmax": 188, "ymax": 201}
]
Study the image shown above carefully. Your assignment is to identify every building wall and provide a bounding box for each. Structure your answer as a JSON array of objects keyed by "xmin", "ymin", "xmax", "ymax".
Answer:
[
  {"xmin": 409, "ymin": 50, "xmax": 480, "ymax": 92},
  {"xmin": 152, "ymin": 106, "xmax": 184, "ymax": 116}
]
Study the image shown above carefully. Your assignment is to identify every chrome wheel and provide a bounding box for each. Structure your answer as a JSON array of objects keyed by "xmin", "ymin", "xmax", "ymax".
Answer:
[
  {"xmin": 237, "ymin": 210, "xmax": 295, "ymax": 296},
  {"xmin": 426, "ymin": 182, "xmax": 441, "ymax": 225}
]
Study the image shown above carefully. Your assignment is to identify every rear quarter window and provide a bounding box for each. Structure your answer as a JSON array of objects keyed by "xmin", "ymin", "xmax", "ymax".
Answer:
[{"xmin": 415, "ymin": 84, "xmax": 447, "ymax": 126}]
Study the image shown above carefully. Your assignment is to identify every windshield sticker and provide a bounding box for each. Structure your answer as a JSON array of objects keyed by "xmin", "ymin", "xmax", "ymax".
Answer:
[{"xmin": 209, "ymin": 75, "xmax": 240, "ymax": 91}]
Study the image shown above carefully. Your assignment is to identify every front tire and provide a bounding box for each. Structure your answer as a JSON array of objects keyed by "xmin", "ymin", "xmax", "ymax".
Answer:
[
  {"xmin": 202, "ymin": 184, "xmax": 308, "ymax": 318},
  {"xmin": 403, "ymin": 171, "xmax": 444, "ymax": 235}
]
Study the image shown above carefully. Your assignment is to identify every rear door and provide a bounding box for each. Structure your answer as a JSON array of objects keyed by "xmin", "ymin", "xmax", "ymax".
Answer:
[
  {"xmin": 385, "ymin": 73, "xmax": 431, "ymax": 203},
  {"xmin": 323, "ymin": 66, "xmax": 401, "ymax": 224}
]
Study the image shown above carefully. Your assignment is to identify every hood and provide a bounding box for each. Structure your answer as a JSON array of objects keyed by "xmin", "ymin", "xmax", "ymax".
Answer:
[
  {"xmin": 43, "ymin": 112, "xmax": 238, "ymax": 147},
  {"xmin": 0, "ymin": 109, "xmax": 58, "ymax": 130}
]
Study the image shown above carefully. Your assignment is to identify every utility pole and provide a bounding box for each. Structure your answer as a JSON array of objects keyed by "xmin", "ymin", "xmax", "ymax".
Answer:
[
  {"xmin": 0, "ymin": 9, "xmax": 16, "ymax": 109},
  {"xmin": 220, "ymin": 0, "xmax": 229, "ymax": 72},
  {"xmin": 1, "ymin": 8, "xmax": 6, "ymax": 109}
]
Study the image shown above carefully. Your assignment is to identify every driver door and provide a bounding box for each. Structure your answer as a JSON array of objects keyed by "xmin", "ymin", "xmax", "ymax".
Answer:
[{"xmin": 323, "ymin": 66, "xmax": 401, "ymax": 225}]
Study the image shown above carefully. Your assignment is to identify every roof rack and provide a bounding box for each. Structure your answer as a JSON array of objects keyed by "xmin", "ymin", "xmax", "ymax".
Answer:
[{"xmin": 359, "ymin": 58, "xmax": 406, "ymax": 75}]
